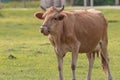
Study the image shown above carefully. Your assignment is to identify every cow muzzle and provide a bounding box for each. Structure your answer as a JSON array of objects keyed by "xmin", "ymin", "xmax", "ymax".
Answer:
[{"xmin": 40, "ymin": 25, "xmax": 50, "ymax": 36}]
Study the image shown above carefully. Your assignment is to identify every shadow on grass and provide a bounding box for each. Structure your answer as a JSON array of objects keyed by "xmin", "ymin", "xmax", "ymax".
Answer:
[{"xmin": 108, "ymin": 20, "xmax": 119, "ymax": 23}]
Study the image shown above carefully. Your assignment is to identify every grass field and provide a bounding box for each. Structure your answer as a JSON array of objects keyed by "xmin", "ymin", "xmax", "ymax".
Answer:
[{"xmin": 0, "ymin": 8, "xmax": 120, "ymax": 80}]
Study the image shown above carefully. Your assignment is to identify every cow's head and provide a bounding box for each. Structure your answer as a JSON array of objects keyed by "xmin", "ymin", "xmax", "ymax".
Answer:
[{"xmin": 35, "ymin": 6, "xmax": 65, "ymax": 36}]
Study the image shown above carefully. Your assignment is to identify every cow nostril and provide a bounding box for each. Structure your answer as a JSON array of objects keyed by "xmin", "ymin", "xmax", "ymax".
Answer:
[{"xmin": 48, "ymin": 30, "xmax": 50, "ymax": 33}]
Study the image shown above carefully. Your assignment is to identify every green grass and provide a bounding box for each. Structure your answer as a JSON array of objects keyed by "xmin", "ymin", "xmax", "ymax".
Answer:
[{"xmin": 0, "ymin": 8, "xmax": 120, "ymax": 80}]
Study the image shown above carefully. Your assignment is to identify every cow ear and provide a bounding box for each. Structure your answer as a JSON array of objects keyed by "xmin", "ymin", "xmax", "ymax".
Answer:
[
  {"xmin": 57, "ymin": 14, "xmax": 65, "ymax": 20},
  {"xmin": 34, "ymin": 12, "xmax": 44, "ymax": 19}
]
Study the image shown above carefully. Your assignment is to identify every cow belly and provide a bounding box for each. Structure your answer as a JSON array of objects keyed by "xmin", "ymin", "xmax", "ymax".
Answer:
[
  {"xmin": 78, "ymin": 41, "xmax": 99, "ymax": 53},
  {"xmin": 75, "ymin": 26, "xmax": 103, "ymax": 53},
  {"xmin": 77, "ymin": 31, "xmax": 102, "ymax": 53}
]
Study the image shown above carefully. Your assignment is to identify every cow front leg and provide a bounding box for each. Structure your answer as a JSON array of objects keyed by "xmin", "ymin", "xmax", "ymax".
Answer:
[
  {"xmin": 71, "ymin": 42, "xmax": 80, "ymax": 80},
  {"xmin": 57, "ymin": 55, "xmax": 63, "ymax": 80},
  {"xmin": 54, "ymin": 47, "xmax": 64, "ymax": 80},
  {"xmin": 71, "ymin": 52, "xmax": 78, "ymax": 80},
  {"xmin": 86, "ymin": 53, "xmax": 95, "ymax": 80}
]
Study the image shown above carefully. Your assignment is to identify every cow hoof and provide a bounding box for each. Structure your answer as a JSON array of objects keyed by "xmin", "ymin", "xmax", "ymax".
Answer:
[
  {"xmin": 108, "ymin": 77, "xmax": 112, "ymax": 80},
  {"xmin": 108, "ymin": 75, "xmax": 112, "ymax": 80},
  {"xmin": 86, "ymin": 78, "xmax": 91, "ymax": 80}
]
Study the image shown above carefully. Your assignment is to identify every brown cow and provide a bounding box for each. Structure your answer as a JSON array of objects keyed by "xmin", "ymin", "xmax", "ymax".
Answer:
[{"xmin": 35, "ymin": 6, "xmax": 112, "ymax": 80}]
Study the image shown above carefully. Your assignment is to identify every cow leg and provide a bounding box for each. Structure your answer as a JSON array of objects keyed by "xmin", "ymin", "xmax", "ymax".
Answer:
[
  {"xmin": 55, "ymin": 47, "xmax": 64, "ymax": 80},
  {"xmin": 100, "ymin": 42, "xmax": 112, "ymax": 80},
  {"xmin": 57, "ymin": 55, "xmax": 63, "ymax": 80},
  {"xmin": 86, "ymin": 53, "xmax": 95, "ymax": 80},
  {"xmin": 71, "ymin": 42, "xmax": 80, "ymax": 80},
  {"xmin": 71, "ymin": 52, "xmax": 78, "ymax": 80}
]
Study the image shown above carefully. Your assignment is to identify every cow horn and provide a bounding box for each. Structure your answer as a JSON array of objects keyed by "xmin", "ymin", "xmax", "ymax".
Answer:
[
  {"xmin": 58, "ymin": 5, "xmax": 64, "ymax": 12},
  {"xmin": 40, "ymin": 6, "xmax": 46, "ymax": 11}
]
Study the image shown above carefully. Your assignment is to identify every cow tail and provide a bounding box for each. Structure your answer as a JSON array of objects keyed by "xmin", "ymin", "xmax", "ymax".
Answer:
[{"xmin": 99, "ymin": 40, "xmax": 109, "ymax": 74}]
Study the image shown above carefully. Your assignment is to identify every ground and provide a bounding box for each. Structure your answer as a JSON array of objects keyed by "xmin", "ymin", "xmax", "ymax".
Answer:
[{"xmin": 0, "ymin": 8, "xmax": 120, "ymax": 80}]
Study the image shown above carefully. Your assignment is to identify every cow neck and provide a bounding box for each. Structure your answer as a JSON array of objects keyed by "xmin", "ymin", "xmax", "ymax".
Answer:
[{"xmin": 50, "ymin": 20, "xmax": 65, "ymax": 46}]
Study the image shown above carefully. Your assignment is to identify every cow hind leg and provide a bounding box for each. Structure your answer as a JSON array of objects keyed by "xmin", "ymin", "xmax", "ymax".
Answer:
[
  {"xmin": 100, "ymin": 42, "xmax": 112, "ymax": 80},
  {"xmin": 86, "ymin": 53, "xmax": 95, "ymax": 80}
]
